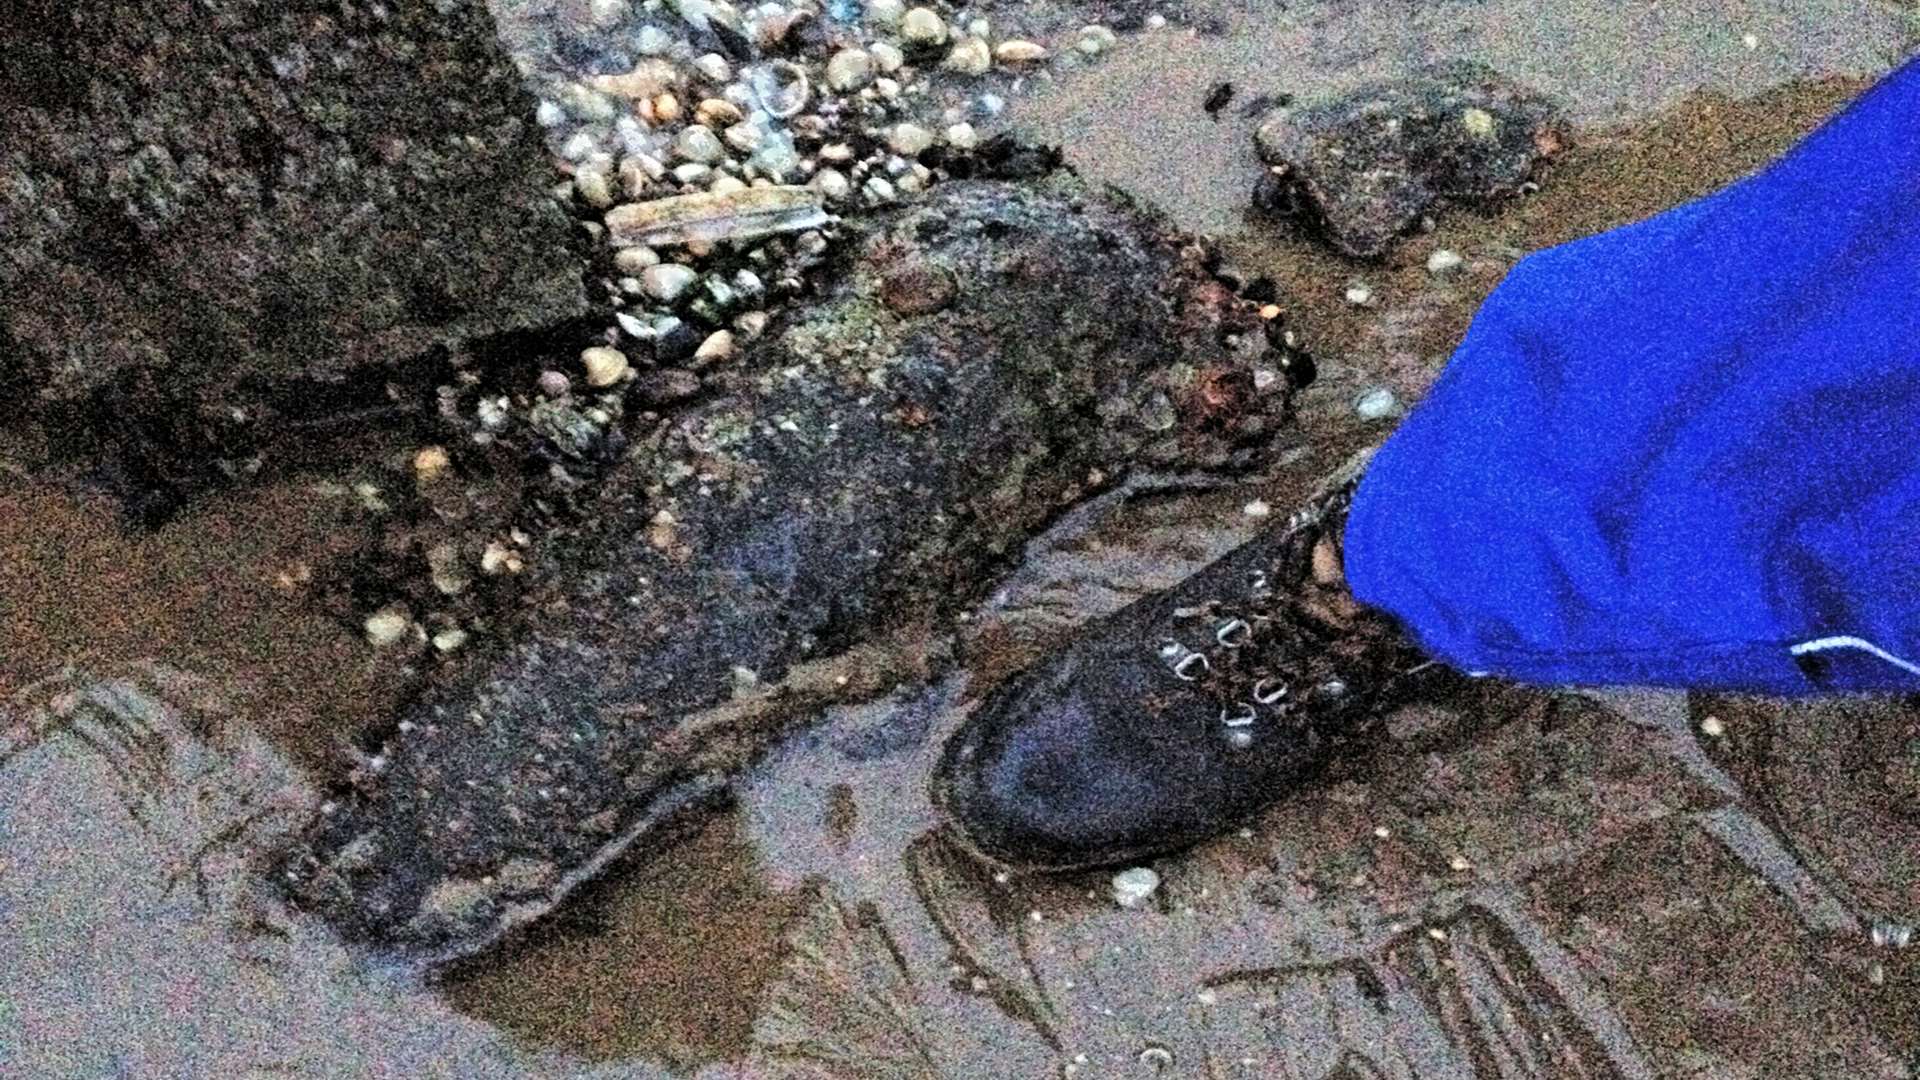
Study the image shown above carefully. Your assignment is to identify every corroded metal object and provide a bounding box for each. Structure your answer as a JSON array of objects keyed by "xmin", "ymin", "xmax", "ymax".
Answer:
[{"xmin": 278, "ymin": 175, "xmax": 1297, "ymax": 970}]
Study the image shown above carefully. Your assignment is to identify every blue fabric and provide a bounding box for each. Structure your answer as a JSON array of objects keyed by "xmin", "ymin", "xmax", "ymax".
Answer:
[{"xmin": 1343, "ymin": 57, "xmax": 1920, "ymax": 694}]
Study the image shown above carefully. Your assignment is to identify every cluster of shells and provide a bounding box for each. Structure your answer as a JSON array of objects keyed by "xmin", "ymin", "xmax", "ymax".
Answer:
[{"xmin": 341, "ymin": 0, "xmax": 1146, "ymax": 654}]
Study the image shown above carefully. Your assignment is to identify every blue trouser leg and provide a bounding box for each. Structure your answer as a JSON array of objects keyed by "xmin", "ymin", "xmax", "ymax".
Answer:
[{"xmin": 1343, "ymin": 57, "xmax": 1920, "ymax": 694}]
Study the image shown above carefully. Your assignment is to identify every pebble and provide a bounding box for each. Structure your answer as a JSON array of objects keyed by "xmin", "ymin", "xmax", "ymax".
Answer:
[
  {"xmin": 1076, "ymin": 24, "xmax": 1117, "ymax": 55},
  {"xmin": 993, "ymin": 39, "xmax": 1047, "ymax": 64},
  {"xmin": 1426, "ymin": 248, "xmax": 1465, "ymax": 275},
  {"xmin": 581, "ymin": 345, "xmax": 632, "ymax": 387},
  {"xmin": 1356, "ymin": 387, "xmax": 1399, "ymax": 419},
  {"xmin": 943, "ymin": 36, "xmax": 991, "ymax": 76},
  {"xmin": 1699, "ymin": 715, "xmax": 1726, "ymax": 738},
  {"xmin": 710, "ymin": 174, "xmax": 747, "ymax": 195},
  {"xmin": 613, "ymin": 245, "xmax": 662, "ymax": 273},
  {"xmin": 1345, "ymin": 283, "xmax": 1374, "ymax": 306},
  {"xmin": 636, "ymin": 24, "xmax": 674, "ymax": 55},
  {"xmin": 863, "ymin": 175, "xmax": 898, "ymax": 202},
  {"xmin": 674, "ymin": 125, "xmax": 727, "ymax": 164},
  {"xmin": 693, "ymin": 52, "xmax": 732, "ymax": 82},
  {"xmin": 750, "ymin": 60, "xmax": 811, "ymax": 117},
  {"xmin": 426, "ymin": 543, "xmax": 470, "ymax": 595},
  {"xmin": 945, "ymin": 121, "xmax": 979, "ymax": 150},
  {"xmin": 900, "ymin": 6, "xmax": 948, "ymax": 46},
  {"xmin": 574, "ymin": 168, "xmax": 616, "ymax": 209},
  {"xmin": 695, "ymin": 97, "xmax": 744, "ymax": 127},
  {"xmin": 589, "ymin": 0, "xmax": 629, "ymax": 27},
  {"xmin": 825, "ymin": 48, "xmax": 876, "ymax": 92},
  {"xmin": 651, "ymin": 91, "xmax": 683, "ymax": 124},
  {"xmin": 865, "ymin": 0, "xmax": 905, "ymax": 25},
  {"xmin": 880, "ymin": 262, "xmax": 956, "ymax": 315},
  {"xmin": 671, "ymin": 162, "xmax": 712, "ymax": 184},
  {"xmin": 1242, "ymin": 499, "xmax": 1270, "ymax": 518},
  {"xmin": 693, "ymin": 329, "xmax": 737, "ymax": 366},
  {"xmin": 364, "ymin": 607, "xmax": 413, "ymax": 648},
  {"xmin": 734, "ymin": 309, "xmax": 769, "ymax": 338},
  {"xmin": 538, "ymin": 370, "xmax": 572, "ymax": 398},
  {"xmin": 811, "ymin": 167, "xmax": 851, "ymax": 199},
  {"xmin": 724, "ymin": 121, "xmax": 764, "ymax": 153},
  {"xmin": 1112, "ymin": 866, "xmax": 1161, "ymax": 908},
  {"xmin": 888, "ymin": 122, "xmax": 935, "ymax": 156},
  {"xmin": 869, "ymin": 41, "xmax": 905, "ymax": 73},
  {"xmin": 412, "ymin": 445, "xmax": 451, "ymax": 483},
  {"xmin": 642, "ymin": 263, "xmax": 699, "ymax": 302},
  {"xmin": 432, "ymin": 628, "xmax": 470, "ymax": 653},
  {"xmin": 535, "ymin": 99, "xmax": 567, "ymax": 127}
]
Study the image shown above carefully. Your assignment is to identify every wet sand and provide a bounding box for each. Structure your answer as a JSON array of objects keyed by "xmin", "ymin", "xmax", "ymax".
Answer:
[{"xmin": 3, "ymin": 3, "xmax": 1917, "ymax": 1075}]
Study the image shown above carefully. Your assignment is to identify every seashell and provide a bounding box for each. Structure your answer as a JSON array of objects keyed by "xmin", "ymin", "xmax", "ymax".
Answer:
[
  {"xmin": 748, "ymin": 59, "xmax": 811, "ymax": 118},
  {"xmin": 606, "ymin": 185, "xmax": 829, "ymax": 247}
]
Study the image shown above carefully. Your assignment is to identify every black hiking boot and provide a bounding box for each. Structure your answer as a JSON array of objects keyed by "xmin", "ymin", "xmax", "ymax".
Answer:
[{"xmin": 935, "ymin": 450, "xmax": 1444, "ymax": 870}]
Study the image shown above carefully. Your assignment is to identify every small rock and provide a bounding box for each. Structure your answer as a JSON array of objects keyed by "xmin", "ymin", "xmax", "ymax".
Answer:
[
  {"xmin": 694, "ymin": 52, "xmax": 732, "ymax": 82},
  {"xmin": 993, "ymin": 40, "xmax": 1047, "ymax": 64},
  {"xmin": 723, "ymin": 121, "xmax": 764, "ymax": 154},
  {"xmin": 900, "ymin": 6, "xmax": 948, "ymax": 47},
  {"xmin": 651, "ymin": 91, "xmax": 682, "ymax": 124},
  {"xmin": 1355, "ymin": 386, "xmax": 1399, "ymax": 419},
  {"xmin": 426, "ymin": 542, "xmax": 470, "ymax": 595},
  {"xmin": 581, "ymin": 345, "xmax": 632, "ymax": 387},
  {"xmin": 825, "ymin": 48, "xmax": 875, "ymax": 92},
  {"xmin": 863, "ymin": 175, "xmax": 898, "ymax": 202},
  {"xmin": 710, "ymin": 174, "xmax": 748, "ymax": 195},
  {"xmin": 672, "ymin": 162, "xmax": 712, "ymax": 185},
  {"xmin": 613, "ymin": 246, "xmax": 662, "ymax": 274},
  {"xmin": 734, "ymin": 309, "xmax": 769, "ymax": 338},
  {"xmin": 538, "ymin": 370, "xmax": 573, "ymax": 398},
  {"xmin": 870, "ymin": 41, "xmax": 905, "ymax": 72},
  {"xmin": 695, "ymin": 97, "xmax": 744, "ymax": 127},
  {"xmin": 1076, "ymin": 24, "xmax": 1117, "ymax": 55},
  {"xmin": 364, "ymin": 607, "xmax": 413, "ymax": 648},
  {"xmin": 943, "ymin": 36, "xmax": 991, "ymax": 76},
  {"xmin": 674, "ymin": 125, "xmax": 727, "ymax": 164},
  {"xmin": 1112, "ymin": 866, "xmax": 1161, "ymax": 908},
  {"xmin": 634, "ymin": 369, "xmax": 703, "ymax": 405},
  {"xmin": 574, "ymin": 167, "xmax": 616, "ymax": 209},
  {"xmin": 749, "ymin": 59, "xmax": 811, "ymax": 117},
  {"xmin": 1243, "ymin": 499, "xmax": 1270, "ymax": 518},
  {"xmin": 635, "ymin": 24, "xmax": 674, "ymax": 55},
  {"xmin": 1344, "ymin": 283, "xmax": 1374, "ymax": 306},
  {"xmin": 412, "ymin": 445, "xmax": 451, "ymax": 483},
  {"xmin": 889, "ymin": 122, "xmax": 936, "ymax": 156},
  {"xmin": 432, "ymin": 628, "xmax": 470, "ymax": 653},
  {"xmin": 811, "ymin": 167, "xmax": 852, "ymax": 200},
  {"xmin": 642, "ymin": 263, "xmax": 700, "ymax": 302},
  {"xmin": 880, "ymin": 262, "xmax": 957, "ymax": 316},
  {"xmin": 589, "ymin": 0, "xmax": 629, "ymax": 27},
  {"xmin": 1426, "ymin": 248, "xmax": 1464, "ymax": 275},
  {"xmin": 865, "ymin": 0, "xmax": 905, "ymax": 24},
  {"xmin": 945, "ymin": 121, "xmax": 979, "ymax": 150},
  {"xmin": 1699, "ymin": 715, "xmax": 1726, "ymax": 738},
  {"xmin": 693, "ymin": 329, "xmax": 737, "ymax": 366}
]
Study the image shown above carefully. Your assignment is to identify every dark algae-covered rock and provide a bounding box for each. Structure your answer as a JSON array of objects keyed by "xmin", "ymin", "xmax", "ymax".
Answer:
[
  {"xmin": 278, "ymin": 175, "xmax": 1299, "ymax": 969},
  {"xmin": 1252, "ymin": 62, "xmax": 1564, "ymax": 259},
  {"xmin": 0, "ymin": 0, "xmax": 586, "ymax": 458}
]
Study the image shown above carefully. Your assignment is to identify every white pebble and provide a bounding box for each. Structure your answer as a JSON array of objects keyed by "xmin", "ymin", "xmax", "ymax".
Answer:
[
  {"xmin": 1426, "ymin": 248, "xmax": 1465, "ymax": 275},
  {"xmin": 811, "ymin": 167, "xmax": 851, "ymax": 200},
  {"xmin": 535, "ymin": 99, "xmax": 567, "ymax": 127},
  {"xmin": 613, "ymin": 245, "xmax": 661, "ymax": 273},
  {"xmin": 674, "ymin": 125, "xmax": 727, "ymax": 164},
  {"xmin": 869, "ymin": 41, "xmax": 905, "ymax": 73},
  {"xmin": 589, "ymin": 0, "xmax": 629, "ymax": 28},
  {"xmin": 693, "ymin": 329, "xmax": 736, "ymax": 365},
  {"xmin": 945, "ymin": 121, "xmax": 979, "ymax": 150},
  {"xmin": 889, "ymin": 122, "xmax": 935, "ymax": 156},
  {"xmin": 581, "ymin": 345, "xmax": 632, "ymax": 387},
  {"xmin": 1355, "ymin": 386, "xmax": 1399, "ymax": 420},
  {"xmin": 863, "ymin": 175, "xmax": 898, "ymax": 202},
  {"xmin": 432, "ymin": 628, "xmax": 470, "ymax": 653},
  {"xmin": 693, "ymin": 52, "xmax": 732, "ymax": 82},
  {"xmin": 1145, "ymin": 13, "xmax": 1166, "ymax": 27},
  {"xmin": 1699, "ymin": 715, "xmax": 1726, "ymax": 738},
  {"xmin": 1112, "ymin": 866, "xmax": 1161, "ymax": 908},
  {"xmin": 1344, "ymin": 283, "xmax": 1374, "ymax": 306},
  {"xmin": 825, "ymin": 48, "xmax": 875, "ymax": 92},
  {"xmin": 1242, "ymin": 499, "xmax": 1271, "ymax": 518},
  {"xmin": 642, "ymin": 263, "xmax": 698, "ymax": 302},
  {"xmin": 574, "ymin": 167, "xmax": 615, "ymax": 209},
  {"xmin": 900, "ymin": 6, "xmax": 948, "ymax": 46},
  {"xmin": 866, "ymin": 0, "xmax": 905, "ymax": 24},
  {"xmin": 943, "ymin": 36, "xmax": 991, "ymax": 76},
  {"xmin": 364, "ymin": 607, "xmax": 412, "ymax": 648}
]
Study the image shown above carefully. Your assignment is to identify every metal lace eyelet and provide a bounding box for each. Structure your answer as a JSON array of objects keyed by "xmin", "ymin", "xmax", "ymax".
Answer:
[
  {"xmin": 1252, "ymin": 678, "xmax": 1288, "ymax": 704},
  {"xmin": 1215, "ymin": 618, "xmax": 1252, "ymax": 647},
  {"xmin": 1173, "ymin": 652, "xmax": 1211, "ymax": 681}
]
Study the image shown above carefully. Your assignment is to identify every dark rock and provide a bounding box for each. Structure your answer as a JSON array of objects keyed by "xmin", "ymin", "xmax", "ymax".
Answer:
[
  {"xmin": 879, "ymin": 262, "xmax": 958, "ymax": 317},
  {"xmin": 1204, "ymin": 81, "xmax": 1234, "ymax": 118},
  {"xmin": 0, "ymin": 0, "xmax": 587, "ymax": 454},
  {"xmin": 633, "ymin": 368, "xmax": 703, "ymax": 406},
  {"xmin": 1252, "ymin": 62, "xmax": 1564, "ymax": 259},
  {"xmin": 277, "ymin": 174, "xmax": 1298, "ymax": 970}
]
